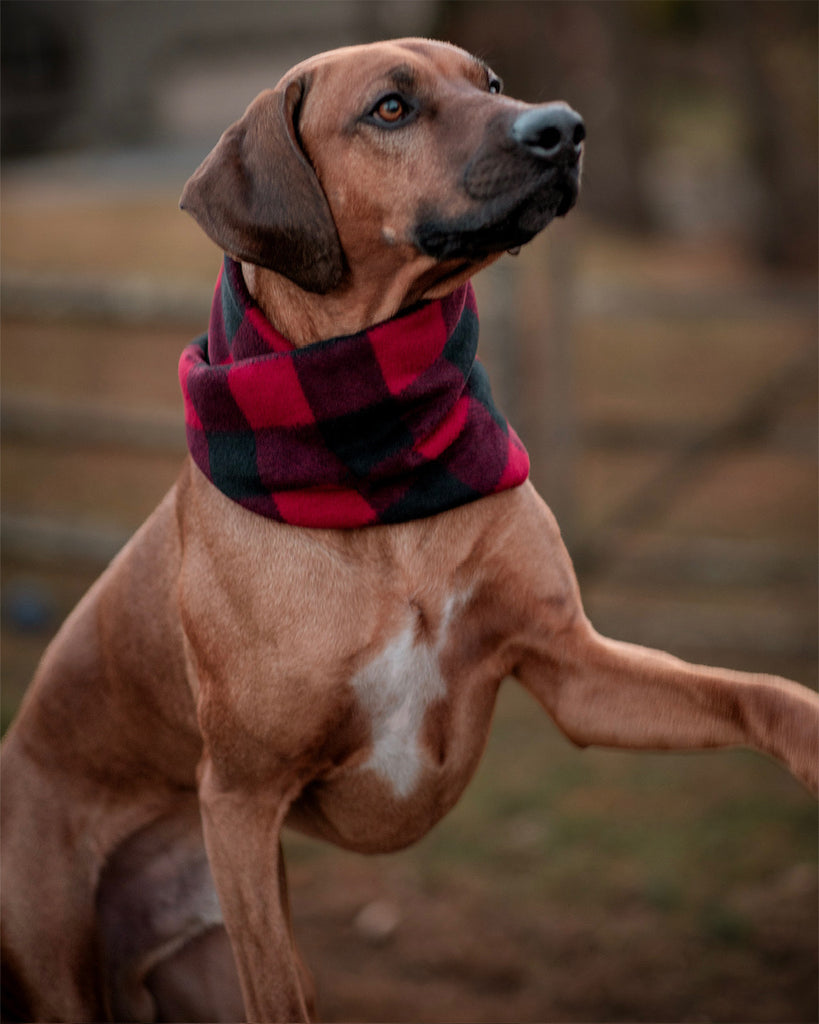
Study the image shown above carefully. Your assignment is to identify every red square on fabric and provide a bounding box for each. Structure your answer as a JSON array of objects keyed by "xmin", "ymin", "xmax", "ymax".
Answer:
[
  {"xmin": 369, "ymin": 301, "xmax": 448, "ymax": 396},
  {"xmin": 227, "ymin": 357, "xmax": 314, "ymax": 429},
  {"xmin": 273, "ymin": 487, "xmax": 378, "ymax": 528},
  {"xmin": 178, "ymin": 355, "xmax": 205, "ymax": 430},
  {"xmin": 496, "ymin": 431, "xmax": 530, "ymax": 488}
]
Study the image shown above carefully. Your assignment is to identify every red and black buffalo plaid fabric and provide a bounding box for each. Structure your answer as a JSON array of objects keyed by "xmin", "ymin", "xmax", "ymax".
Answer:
[{"xmin": 179, "ymin": 257, "xmax": 529, "ymax": 528}]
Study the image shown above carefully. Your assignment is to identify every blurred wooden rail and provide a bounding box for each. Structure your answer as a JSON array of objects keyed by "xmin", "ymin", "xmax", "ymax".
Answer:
[
  {"xmin": 573, "ymin": 345, "xmax": 817, "ymax": 576},
  {"xmin": 1, "ymin": 270, "xmax": 208, "ymax": 326},
  {"xmin": 4, "ymin": 267, "xmax": 816, "ymax": 325},
  {"xmin": 2, "ymin": 512, "xmax": 130, "ymax": 569},
  {"xmin": 3, "ymin": 262, "xmax": 816, "ymax": 675},
  {"xmin": 3, "ymin": 272, "xmax": 815, "ymax": 563},
  {"xmin": 1, "ymin": 394, "xmax": 185, "ymax": 455}
]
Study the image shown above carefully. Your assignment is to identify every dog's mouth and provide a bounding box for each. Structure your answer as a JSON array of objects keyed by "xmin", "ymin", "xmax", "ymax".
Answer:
[{"xmin": 414, "ymin": 163, "xmax": 580, "ymax": 263}]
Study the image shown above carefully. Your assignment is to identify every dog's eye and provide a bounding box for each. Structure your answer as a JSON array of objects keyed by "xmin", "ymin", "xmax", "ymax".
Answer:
[
  {"xmin": 370, "ymin": 93, "xmax": 412, "ymax": 126},
  {"xmin": 488, "ymin": 76, "xmax": 503, "ymax": 95}
]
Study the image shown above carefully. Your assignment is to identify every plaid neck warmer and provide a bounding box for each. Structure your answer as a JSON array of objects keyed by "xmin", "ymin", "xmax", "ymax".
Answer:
[{"xmin": 179, "ymin": 257, "xmax": 529, "ymax": 528}]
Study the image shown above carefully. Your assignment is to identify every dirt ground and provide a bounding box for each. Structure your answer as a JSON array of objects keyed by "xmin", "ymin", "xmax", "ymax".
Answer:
[
  {"xmin": 281, "ymin": 697, "xmax": 818, "ymax": 1024},
  {"xmin": 287, "ymin": 850, "xmax": 818, "ymax": 1024},
  {"xmin": 2, "ymin": 169, "xmax": 816, "ymax": 1022}
]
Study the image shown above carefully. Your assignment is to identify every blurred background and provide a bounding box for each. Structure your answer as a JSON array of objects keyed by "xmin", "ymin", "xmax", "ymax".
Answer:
[{"xmin": 1, "ymin": 1, "xmax": 816, "ymax": 1020}]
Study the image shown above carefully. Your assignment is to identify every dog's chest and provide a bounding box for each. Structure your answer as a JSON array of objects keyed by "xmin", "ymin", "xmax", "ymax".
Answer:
[{"xmin": 349, "ymin": 594, "xmax": 464, "ymax": 800}]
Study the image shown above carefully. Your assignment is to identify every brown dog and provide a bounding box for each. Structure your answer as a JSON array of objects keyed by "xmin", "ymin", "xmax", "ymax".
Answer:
[{"xmin": 2, "ymin": 38, "xmax": 817, "ymax": 1023}]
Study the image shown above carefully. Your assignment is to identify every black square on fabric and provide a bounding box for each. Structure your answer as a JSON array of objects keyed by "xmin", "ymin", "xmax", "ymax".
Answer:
[
  {"xmin": 381, "ymin": 460, "xmax": 481, "ymax": 523},
  {"xmin": 465, "ymin": 361, "xmax": 506, "ymax": 429},
  {"xmin": 220, "ymin": 268, "xmax": 245, "ymax": 345},
  {"xmin": 294, "ymin": 338, "xmax": 392, "ymax": 420},
  {"xmin": 321, "ymin": 403, "xmax": 415, "ymax": 477},
  {"xmin": 442, "ymin": 305, "xmax": 479, "ymax": 377},
  {"xmin": 207, "ymin": 431, "xmax": 263, "ymax": 499}
]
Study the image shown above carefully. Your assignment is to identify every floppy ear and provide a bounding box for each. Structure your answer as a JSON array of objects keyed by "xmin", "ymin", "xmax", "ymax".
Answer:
[{"xmin": 180, "ymin": 78, "xmax": 346, "ymax": 294}]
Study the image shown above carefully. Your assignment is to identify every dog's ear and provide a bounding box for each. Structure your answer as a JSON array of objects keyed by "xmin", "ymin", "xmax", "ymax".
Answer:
[{"xmin": 180, "ymin": 78, "xmax": 346, "ymax": 294}]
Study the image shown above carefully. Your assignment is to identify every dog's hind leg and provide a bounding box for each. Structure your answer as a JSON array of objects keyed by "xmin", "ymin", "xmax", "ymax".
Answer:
[
  {"xmin": 144, "ymin": 927, "xmax": 244, "ymax": 1023},
  {"xmin": 96, "ymin": 800, "xmax": 243, "ymax": 1022}
]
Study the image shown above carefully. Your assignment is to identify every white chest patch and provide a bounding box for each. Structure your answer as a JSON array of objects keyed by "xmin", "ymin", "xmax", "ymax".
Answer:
[{"xmin": 351, "ymin": 594, "xmax": 464, "ymax": 799}]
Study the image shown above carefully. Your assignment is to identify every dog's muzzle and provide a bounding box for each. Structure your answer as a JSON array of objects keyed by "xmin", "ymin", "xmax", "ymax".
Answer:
[
  {"xmin": 511, "ymin": 103, "xmax": 584, "ymax": 210},
  {"xmin": 464, "ymin": 102, "xmax": 585, "ymax": 206},
  {"xmin": 415, "ymin": 101, "xmax": 585, "ymax": 261}
]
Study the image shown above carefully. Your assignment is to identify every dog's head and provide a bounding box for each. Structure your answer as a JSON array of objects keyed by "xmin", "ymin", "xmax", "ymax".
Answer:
[{"xmin": 181, "ymin": 38, "xmax": 583, "ymax": 300}]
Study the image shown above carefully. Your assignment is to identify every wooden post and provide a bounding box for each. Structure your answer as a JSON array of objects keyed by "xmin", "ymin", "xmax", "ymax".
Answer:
[{"xmin": 518, "ymin": 220, "xmax": 578, "ymax": 550}]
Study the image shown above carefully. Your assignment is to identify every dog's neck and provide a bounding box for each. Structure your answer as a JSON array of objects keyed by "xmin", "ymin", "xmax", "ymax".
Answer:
[{"xmin": 242, "ymin": 256, "xmax": 501, "ymax": 348}]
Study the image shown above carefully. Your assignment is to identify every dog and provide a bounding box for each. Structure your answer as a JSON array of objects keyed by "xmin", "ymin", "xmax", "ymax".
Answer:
[{"xmin": 2, "ymin": 38, "xmax": 817, "ymax": 1024}]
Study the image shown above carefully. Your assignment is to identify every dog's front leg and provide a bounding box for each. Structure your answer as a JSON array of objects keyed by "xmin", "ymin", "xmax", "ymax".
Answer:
[
  {"xmin": 515, "ymin": 618, "xmax": 819, "ymax": 793},
  {"xmin": 198, "ymin": 757, "xmax": 310, "ymax": 1023}
]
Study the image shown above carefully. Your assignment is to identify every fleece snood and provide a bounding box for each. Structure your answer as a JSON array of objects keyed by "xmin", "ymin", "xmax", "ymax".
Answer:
[{"xmin": 179, "ymin": 257, "xmax": 529, "ymax": 528}]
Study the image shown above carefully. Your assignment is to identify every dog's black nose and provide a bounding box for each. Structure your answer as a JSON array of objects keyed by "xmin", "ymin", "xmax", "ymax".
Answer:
[{"xmin": 511, "ymin": 103, "xmax": 585, "ymax": 160}]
